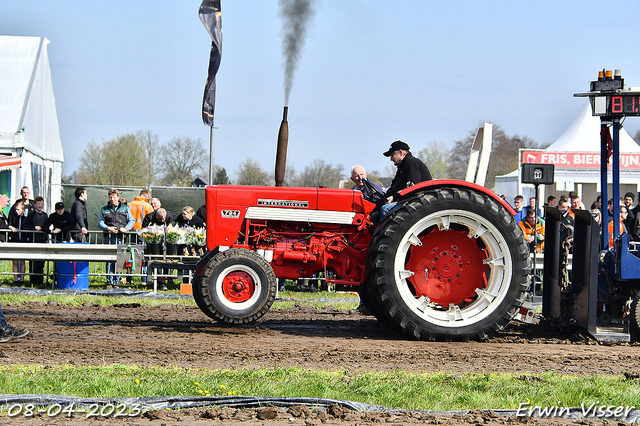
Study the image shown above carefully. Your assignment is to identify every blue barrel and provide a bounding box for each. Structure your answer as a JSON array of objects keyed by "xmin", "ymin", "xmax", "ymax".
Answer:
[{"xmin": 57, "ymin": 261, "xmax": 89, "ymax": 290}]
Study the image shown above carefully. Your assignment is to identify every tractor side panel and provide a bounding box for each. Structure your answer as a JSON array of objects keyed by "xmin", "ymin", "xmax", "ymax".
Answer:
[
  {"xmin": 206, "ymin": 185, "xmax": 320, "ymax": 249},
  {"xmin": 205, "ymin": 185, "xmax": 372, "ymax": 286}
]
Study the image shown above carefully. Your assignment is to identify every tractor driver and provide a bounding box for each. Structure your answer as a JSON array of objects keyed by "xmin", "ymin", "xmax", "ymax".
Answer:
[{"xmin": 381, "ymin": 140, "xmax": 432, "ymax": 216}]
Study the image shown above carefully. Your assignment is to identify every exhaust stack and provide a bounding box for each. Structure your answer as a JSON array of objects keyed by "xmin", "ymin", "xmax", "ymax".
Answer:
[{"xmin": 275, "ymin": 106, "xmax": 289, "ymax": 187}]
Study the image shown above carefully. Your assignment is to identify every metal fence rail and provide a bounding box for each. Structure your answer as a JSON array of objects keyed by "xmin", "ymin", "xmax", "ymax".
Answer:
[
  {"xmin": 0, "ymin": 230, "xmax": 200, "ymax": 291},
  {"xmin": 0, "ymin": 243, "xmax": 117, "ymax": 262}
]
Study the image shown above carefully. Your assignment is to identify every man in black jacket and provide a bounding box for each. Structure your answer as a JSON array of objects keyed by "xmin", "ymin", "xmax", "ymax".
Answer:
[
  {"xmin": 49, "ymin": 202, "xmax": 74, "ymax": 242},
  {"xmin": 9, "ymin": 186, "xmax": 34, "ymax": 218},
  {"xmin": 381, "ymin": 140, "xmax": 432, "ymax": 216},
  {"xmin": 70, "ymin": 187, "xmax": 88, "ymax": 242},
  {"xmin": 25, "ymin": 197, "xmax": 49, "ymax": 285},
  {"xmin": 141, "ymin": 198, "xmax": 175, "ymax": 228}
]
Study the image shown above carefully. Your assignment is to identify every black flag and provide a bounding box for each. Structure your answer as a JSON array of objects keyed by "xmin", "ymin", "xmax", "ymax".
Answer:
[{"xmin": 199, "ymin": 0, "xmax": 222, "ymax": 126}]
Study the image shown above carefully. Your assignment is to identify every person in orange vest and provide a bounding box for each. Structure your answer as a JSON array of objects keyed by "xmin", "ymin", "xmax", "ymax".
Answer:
[
  {"xmin": 130, "ymin": 189, "xmax": 154, "ymax": 231},
  {"xmin": 519, "ymin": 207, "xmax": 545, "ymax": 253},
  {"xmin": 128, "ymin": 189, "xmax": 154, "ymax": 286},
  {"xmin": 608, "ymin": 204, "xmax": 629, "ymax": 248}
]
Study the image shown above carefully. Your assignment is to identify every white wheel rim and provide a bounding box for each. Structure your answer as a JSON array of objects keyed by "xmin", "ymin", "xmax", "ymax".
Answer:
[
  {"xmin": 392, "ymin": 209, "xmax": 513, "ymax": 328},
  {"xmin": 214, "ymin": 264, "xmax": 262, "ymax": 311}
]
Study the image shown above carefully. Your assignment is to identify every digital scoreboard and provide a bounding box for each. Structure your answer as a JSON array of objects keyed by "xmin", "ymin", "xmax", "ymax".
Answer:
[
  {"xmin": 574, "ymin": 69, "xmax": 640, "ymax": 117},
  {"xmin": 608, "ymin": 94, "xmax": 640, "ymax": 116},
  {"xmin": 584, "ymin": 93, "xmax": 640, "ymax": 117}
]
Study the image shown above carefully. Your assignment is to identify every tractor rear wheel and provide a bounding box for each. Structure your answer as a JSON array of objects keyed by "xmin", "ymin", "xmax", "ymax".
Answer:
[
  {"xmin": 357, "ymin": 278, "xmax": 389, "ymax": 323},
  {"xmin": 630, "ymin": 291, "xmax": 640, "ymax": 342},
  {"xmin": 367, "ymin": 187, "xmax": 530, "ymax": 341},
  {"xmin": 195, "ymin": 248, "xmax": 277, "ymax": 324}
]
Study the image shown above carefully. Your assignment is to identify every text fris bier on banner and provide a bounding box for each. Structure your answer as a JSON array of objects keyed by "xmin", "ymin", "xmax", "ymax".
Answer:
[
  {"xmin": 199, "ymin": 0, "xmax": 222, "ymax": 126},
  {"xmin": 521, "ymin": 150, "xmax": 640, "ymax": 170}
]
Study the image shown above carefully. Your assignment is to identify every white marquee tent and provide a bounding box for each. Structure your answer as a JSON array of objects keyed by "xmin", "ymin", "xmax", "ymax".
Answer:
[
  {"xmin": 495, "ymin": 101, "xmax": 640, "ymax": 206},
  {"xmin": 0, "ymin": 35, "xmax": 64, "ymax": 213}
]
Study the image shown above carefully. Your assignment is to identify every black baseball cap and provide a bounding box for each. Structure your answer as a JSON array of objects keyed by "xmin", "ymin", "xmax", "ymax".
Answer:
[
  {"xmin": 55, "ymin": 202, "xmax": 64, "ymax": 210},
  {"xmin": 383, "ymin": 140, "xmax": 410, "ymax": 157}
]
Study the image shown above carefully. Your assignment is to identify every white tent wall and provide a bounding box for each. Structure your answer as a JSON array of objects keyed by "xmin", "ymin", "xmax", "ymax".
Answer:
[
  {"xmin": 19, "ymin": 38, "xmax": 63, "ymax": 162},
  {"xmin": 0, "ymin": 35, "xmax": 64, "ymax": 212},
  {"xmin": 14, "ymin": 151, "xmax": 63, "ymax": 211}
]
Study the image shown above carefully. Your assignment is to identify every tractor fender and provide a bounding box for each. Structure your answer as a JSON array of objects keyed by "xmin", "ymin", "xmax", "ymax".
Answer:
[
  {"xmin": 196, "ymin": 247, "xmax": 221, "ymax": 273},
  {"xmin": 397, "ymin": 179, "xmax": 516, "ymax": 216}
]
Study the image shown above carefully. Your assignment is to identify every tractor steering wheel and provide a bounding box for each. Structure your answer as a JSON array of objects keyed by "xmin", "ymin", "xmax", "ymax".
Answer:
[{"xmin": 361, "ymin": 178, "xmax": 387, "ymax": 207}]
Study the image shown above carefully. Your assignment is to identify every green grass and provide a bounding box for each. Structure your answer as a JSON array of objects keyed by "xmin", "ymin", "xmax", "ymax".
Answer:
[
  {"xmin": 0, "ymin": 365, "xmax": 638, "ymax": 411},
  {"xmin": 0, "ymin": 290, "xmax": 359, "ymax": 311},
  {"xmin": 0, "ymin": 292, "xmax": 197, "ymax": 307},
  {"xmin": 0, "ymin": 291, "xmax": 637, "ymax": 412}
]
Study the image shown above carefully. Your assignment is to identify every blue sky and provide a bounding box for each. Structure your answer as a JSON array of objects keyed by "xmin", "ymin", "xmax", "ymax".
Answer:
[{"xmin": 4, "ymin": 0, "xmax": 640, "ymax": 180}]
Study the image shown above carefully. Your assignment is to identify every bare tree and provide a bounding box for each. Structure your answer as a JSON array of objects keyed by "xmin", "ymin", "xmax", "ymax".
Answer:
[
  {"xmin": 160, "ymin": 136, "xmax": 207, "ymax": 187},
  {"xmin": 296, "ymin": 159, "xmax": 344, "ymax": 188},
  {"xmin": 76, "ymin": 140, "xmax": 104, "ymax": 184},
  {"xmin": 138, "ymin": 130, "xmax": 162, "ymax": 186},
  {"xmin": 282, "ymin": 162, "xmax": 298, "ymax": 187},
  {"xmin": 365, "ymin": 169, "xmax": 385, "ymax": 188},
  {"xmin": 446, "ymin": 131, "xmax": 475, "ymax": 181},
  {"xmin": 75, "ymin": 135, "xmax": 147, "ymax": 186},
  {"xmin": 446, "ymin": 123, "xmax": 542, "ymax": 189},
  {"xmin": 235, "ymin": 158, "xmax": 270, "ymax": 186},
  {"xmin": 383, "ymin": 164, "xmax": 395, "ymax": 178}
]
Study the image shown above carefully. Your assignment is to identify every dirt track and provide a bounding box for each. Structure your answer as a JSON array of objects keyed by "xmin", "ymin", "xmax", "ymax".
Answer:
[{"xmin": 0, "ymin": 300, "xmax": 639, "ymax": 425}]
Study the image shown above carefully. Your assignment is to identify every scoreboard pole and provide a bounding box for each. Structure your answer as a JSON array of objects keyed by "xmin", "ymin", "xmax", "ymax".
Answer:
[
  {"xmin": 612, "ymin": 118, "xmax": 621, "ymax": 248},
  {"xmin": 600, "ymin": 122, "xmax": 609, "ymax": 247}
]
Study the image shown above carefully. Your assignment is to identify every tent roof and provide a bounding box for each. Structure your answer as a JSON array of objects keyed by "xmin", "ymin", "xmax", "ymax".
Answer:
[
  {"xmin": 0, "ymin": 35, "xmax": 63, "ymax": 162},
  {"xmin": 547, "ymin": 101, "xmax": 640, "ymax": 152}
]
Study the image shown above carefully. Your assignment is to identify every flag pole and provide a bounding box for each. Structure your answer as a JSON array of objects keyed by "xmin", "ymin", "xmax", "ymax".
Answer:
[
  {"xmin": 208, "ymin": 123, "xmax": 214, "ymax": 184},
  {"xmin": 200, "ymin": 0, "xmax": 222, "ymax": 185}
]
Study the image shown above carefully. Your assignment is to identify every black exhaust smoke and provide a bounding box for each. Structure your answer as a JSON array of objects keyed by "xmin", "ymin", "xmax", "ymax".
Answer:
[{"xmin": 275, "ymin": 106, "xmax": 289, "ymax": 187}]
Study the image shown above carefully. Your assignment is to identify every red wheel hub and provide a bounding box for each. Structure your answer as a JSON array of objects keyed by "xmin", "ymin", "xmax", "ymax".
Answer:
[
  {"xmin": 222, "ymin": 271, "xmax": 255, "ymax": 302},
  {"xmin": 405, "ymin": 227, "xmax": 486, "ymax": 306}
]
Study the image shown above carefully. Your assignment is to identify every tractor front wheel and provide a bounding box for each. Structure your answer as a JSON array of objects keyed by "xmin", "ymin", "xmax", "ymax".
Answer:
[{"xmin": 195, "ymin": 248, "xmax": 277, "ymax": 324}]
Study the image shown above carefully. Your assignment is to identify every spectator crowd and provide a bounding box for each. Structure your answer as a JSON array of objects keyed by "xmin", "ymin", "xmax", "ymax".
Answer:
[
  {"xmin": 511, "ymin": 191, "xmax": 640, "ymax": 254},
  {"xmin": 0, "ymin": 186, "xmax": 207, "ymax": 289}
]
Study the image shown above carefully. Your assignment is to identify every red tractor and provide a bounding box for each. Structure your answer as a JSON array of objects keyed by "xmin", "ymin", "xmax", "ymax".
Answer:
[{"xmin": 192, "ymin": 180, "xmax": 530, "ymax": 341}]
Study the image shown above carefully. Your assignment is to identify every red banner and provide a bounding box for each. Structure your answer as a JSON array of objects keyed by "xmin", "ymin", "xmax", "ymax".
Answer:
[{"xmin": 521, "ymin": 150, "xmax": 640, "ymax": 170}]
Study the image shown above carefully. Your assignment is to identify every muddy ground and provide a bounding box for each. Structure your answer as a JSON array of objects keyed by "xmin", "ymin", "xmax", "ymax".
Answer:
[{"xmin": 0, "ymin": 300, "xmax": 639, "ymax": 425}]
